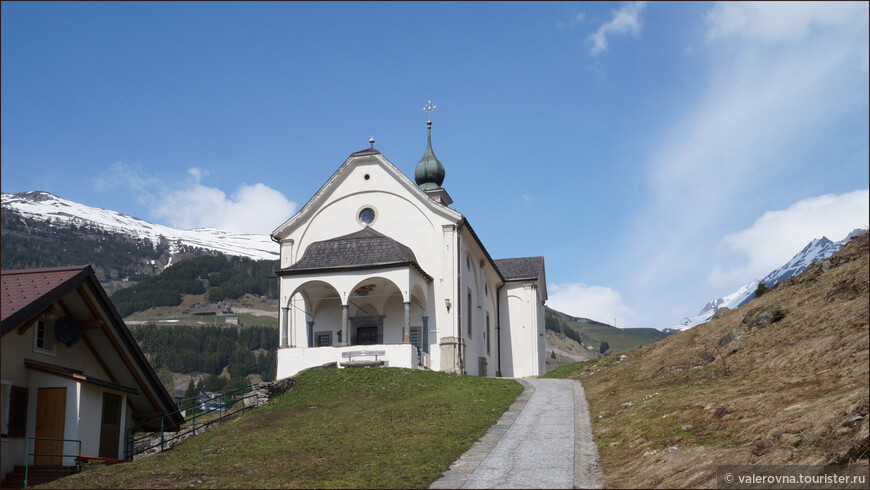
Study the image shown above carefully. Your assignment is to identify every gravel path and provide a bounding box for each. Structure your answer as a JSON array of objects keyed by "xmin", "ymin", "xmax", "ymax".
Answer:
[{"xmin": 431, "ymin": 378, "xmax": 602, "ymax": 489}]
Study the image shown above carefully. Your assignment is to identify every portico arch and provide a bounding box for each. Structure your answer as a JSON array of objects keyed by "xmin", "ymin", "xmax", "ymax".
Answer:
[
  {"xmin": 284, "ymin": 280, "xmax": 341, "ymax": 348},
  {"xmin": 347, "ymin": 277, "xmax": 402, "ymax": 346}
]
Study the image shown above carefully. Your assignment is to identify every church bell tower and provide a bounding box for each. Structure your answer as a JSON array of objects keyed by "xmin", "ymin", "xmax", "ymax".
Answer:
[{"xmin": 415, "ymin": 100, "xmax": 453, "ymax": 206}]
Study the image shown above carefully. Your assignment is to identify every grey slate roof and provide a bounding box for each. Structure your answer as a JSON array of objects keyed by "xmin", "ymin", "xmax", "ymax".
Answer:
[
  {"xmin": 278, "ymin": 227, "xmax": 432, "ymax": 280},
  {"xmin": 493, "ymin": 256, "xmax": 545, "ymax": 282}
]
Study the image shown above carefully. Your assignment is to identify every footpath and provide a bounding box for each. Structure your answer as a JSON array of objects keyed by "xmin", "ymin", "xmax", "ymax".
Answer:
[{"xmin": 431, "ymin": 378, "xmax": 603, "ymax": 489}]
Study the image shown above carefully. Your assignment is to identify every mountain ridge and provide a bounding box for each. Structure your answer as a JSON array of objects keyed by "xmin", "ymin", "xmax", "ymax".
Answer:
[
  {"xmin": 2, "ymin": 190, "xmax": 278, "ymax": 261},
  {"xmin": 664, "ymin": 228, "xmax": 867, "ymax": 333}
]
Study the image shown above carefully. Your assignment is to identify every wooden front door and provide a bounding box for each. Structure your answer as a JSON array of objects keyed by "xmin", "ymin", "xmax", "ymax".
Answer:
[
  {"xmin": 99, "ymin": 393, "xmax": 122, "ymax": 459},
  {"xmin": 35, "ymin": 387, "xmax": 67, "ymax": 465}
]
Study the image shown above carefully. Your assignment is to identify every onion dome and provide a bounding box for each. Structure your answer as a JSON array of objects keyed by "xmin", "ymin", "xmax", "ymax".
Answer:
[{"xmin": 414, "ymin": 121, "xmax": 445, "ymax": 191}]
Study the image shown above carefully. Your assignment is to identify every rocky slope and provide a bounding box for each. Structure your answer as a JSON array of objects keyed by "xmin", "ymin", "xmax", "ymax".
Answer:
[{"xmin": 567, "ymin": 231, "xmax": 869, "ymax": 487}]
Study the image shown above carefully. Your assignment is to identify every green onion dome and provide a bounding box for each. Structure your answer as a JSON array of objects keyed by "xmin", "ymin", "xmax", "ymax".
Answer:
[{"xmin": 414, "ymin": 122, "xmax": 445, "ymax": 191}]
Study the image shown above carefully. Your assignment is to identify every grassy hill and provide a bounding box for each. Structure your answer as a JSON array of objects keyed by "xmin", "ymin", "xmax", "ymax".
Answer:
[
  {"xmin": 548, "ymin": 232, "xmax": 869, "ymax": 487},
  {"xmin": 44, "ymin": 368, "xmax": 523, "ymax": 489},
  {"xmin": 546, "ymin": 306, "xmax": 670, "ymax": 353}
]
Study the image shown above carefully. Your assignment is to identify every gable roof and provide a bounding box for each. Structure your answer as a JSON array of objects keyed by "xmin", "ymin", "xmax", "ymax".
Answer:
[
  {"xmin": 2, "ymin": 265, "xmax": 91, "ymax": 332},
  {"xmin": 277, "ymin": 226, "xmax": 432, "ymax": 281},
  {"xmin": 1, "ymin": 265, "xmax": 183, "ymax": 430},
  {"xmin": 494, "ymin": 256, "xmax": 545, "ymax": 282},
  {"xmin": 271, "ymin": 148, "xmax": 462, "ymax": 240}
]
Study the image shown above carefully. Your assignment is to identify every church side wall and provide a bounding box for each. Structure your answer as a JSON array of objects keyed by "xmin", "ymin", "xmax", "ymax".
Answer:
[
  {"xmin": 456, "ymin": 233, "xmax": 499, "ymax": 377},
  {"xmin": 498, "ymin": 282, "xmax": 543, "ymax": 378},
  {"xmin": 536, "ymin": 286, "xmax": 546, "ymax": 375}
]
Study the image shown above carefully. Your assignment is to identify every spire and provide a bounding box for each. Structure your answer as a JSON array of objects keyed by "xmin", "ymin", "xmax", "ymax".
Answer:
[{"xmin": 415, "ymin": 100, "xmax": 445, "ymax": 191}]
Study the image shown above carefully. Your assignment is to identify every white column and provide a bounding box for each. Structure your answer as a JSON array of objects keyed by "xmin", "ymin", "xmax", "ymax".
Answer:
[
  {"xmin": 341, "ymin": 304, "xmax": 349, "ymax": 346},
  {"xmin": 403, "ymin": 301, "xmax": 411, "ymax": 343},
  {"xmin": 280, "ymin": 306, "xmax": 289, "ymax": 348}
]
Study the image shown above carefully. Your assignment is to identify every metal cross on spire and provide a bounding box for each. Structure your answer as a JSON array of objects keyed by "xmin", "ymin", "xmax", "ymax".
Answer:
[{"xmin": 423, "ymin": 100, "xmax": 436, "ymax": 128}]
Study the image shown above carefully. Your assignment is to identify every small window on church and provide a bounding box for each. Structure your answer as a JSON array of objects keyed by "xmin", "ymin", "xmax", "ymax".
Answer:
[{"xmin": 359, "ymin": 207, "xmax": 375, "ymax": 225}]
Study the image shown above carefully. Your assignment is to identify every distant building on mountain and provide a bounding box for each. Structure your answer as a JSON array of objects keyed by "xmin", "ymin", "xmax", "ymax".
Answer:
[{"xmin": 271, "ymin": 119, "xmax": 547, "ymax": 378}]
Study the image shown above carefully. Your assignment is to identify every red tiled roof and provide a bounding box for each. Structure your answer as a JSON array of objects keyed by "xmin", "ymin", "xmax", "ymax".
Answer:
[{"xmin": 1, "ymin": 265, "xmax": 90, "ymax": 326}]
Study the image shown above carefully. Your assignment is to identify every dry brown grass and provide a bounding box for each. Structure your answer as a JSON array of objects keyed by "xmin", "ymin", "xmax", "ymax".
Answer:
[{"xmin": 565, "ymin": 232, "xmax": 869, "ymax": 488}]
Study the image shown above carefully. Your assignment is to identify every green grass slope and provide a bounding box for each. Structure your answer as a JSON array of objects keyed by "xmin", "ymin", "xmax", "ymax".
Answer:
[{"xmin": 47, "ymin": 368, "xmax": 523, "ymax": 489}]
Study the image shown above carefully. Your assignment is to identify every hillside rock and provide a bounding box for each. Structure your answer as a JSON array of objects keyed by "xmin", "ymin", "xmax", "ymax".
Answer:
[{"xmin": 718, "ymin": 328, "xmax": 745, "ymax": 346}]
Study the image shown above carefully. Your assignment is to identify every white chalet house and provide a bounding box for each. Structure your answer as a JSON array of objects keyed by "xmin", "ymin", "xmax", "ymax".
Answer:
[
  {"xmin": 1, "ymin": 265, "xmax": 182, "ymax": 485},
  {"xmin": 272, "ymin": 123, "xmax": 547, "ymax": 378}
]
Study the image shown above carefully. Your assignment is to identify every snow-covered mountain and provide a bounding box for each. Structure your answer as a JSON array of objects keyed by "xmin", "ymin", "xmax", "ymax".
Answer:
[
  {"xmin": 663, "ymin": 229, "xmax": 866, "ymax": 333},
  {"xmin": 1, "ymin": 191, "xmax": 278, "ymax": 261}
]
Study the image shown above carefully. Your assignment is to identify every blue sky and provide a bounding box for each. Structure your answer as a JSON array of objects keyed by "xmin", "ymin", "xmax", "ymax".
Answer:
[{"xmin": 2, "ymin": 2, "xmax": 868, "ymax": 329}]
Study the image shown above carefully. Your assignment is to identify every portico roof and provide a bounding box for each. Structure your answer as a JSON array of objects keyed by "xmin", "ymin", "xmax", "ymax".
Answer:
[{"xmin": 277, "ymin": 227, "xmax": 433, "ymax": 281}]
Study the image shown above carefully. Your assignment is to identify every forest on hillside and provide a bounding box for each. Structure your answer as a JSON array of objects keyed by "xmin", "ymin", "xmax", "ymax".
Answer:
[
  {"xmin": 111, "ymin": 254, "xmax": 279, "ymax": 316},
  {"xmin": 1, "ymin": 210, "xmax": 167, "ymax": 281},
  {"xmin": 131, "ymin": 323, "xmax": 278, "ymax": 392}
]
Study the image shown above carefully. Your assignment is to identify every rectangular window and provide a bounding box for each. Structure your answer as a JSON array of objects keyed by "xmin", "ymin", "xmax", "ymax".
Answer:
[
  {"xmin": 8, "ymin": 386, "xmax": 28, "ymax": 438},
  {"xmin": 486, "ymin": 313, "xmax": 491, "ymax": 356},
  {"xmin": 33, "ymin": 320, "xmax": 56, "ymax": 355},
  {"xmin": 467, "ymin": 291, "xmax": 472, "ymax": 339},
  {"xmin": 409, "ymin": 328, "xmax": 420, "ymax": 348},
  {"xmin": 317, "ymin": 334, "xmax": 332, "ymax": 347}
]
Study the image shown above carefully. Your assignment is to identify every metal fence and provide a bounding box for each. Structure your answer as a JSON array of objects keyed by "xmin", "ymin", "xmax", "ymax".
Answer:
[
  {"xmin": 24, "ymin": 437, "xmax": 82, "ymax": 488},
  {"xmin": 124, "ymin": 384, "xmax": 259, "ymax": 461}
]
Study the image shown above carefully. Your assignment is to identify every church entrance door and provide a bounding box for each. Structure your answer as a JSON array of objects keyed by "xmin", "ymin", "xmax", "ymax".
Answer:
[{"xmin": 357, "ymin": 326, "xmax": 378, "ymax": 345}]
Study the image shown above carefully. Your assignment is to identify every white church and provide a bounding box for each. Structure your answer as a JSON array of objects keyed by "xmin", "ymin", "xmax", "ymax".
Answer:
[{"xmin": 271, "ymin": 115, "xmax": 546, "ymax": 378}]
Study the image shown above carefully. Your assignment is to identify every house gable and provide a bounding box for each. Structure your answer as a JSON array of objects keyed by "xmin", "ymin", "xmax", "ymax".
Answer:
[{"xmin": 1, "ymin": 266, "xmax": 182, "ymax": 431}]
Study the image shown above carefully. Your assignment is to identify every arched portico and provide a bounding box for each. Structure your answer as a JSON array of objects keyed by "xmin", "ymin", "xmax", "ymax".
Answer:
[{"xmin": 279, "ymin": 266, "xmax": 432, "ymax": 349}]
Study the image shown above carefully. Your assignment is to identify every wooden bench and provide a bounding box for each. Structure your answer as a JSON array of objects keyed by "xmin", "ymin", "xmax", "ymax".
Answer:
[{"xmin": 340, "ymin": 350, "xmax": 386, "ymax": 368}]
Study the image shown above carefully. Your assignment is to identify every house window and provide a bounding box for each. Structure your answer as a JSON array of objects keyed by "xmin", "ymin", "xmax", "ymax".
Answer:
[
  {"xmin": 467, "ymin": 290, "xmax": 472, "ymax": 339},
  {"xmin": 316, "ymin": 333, "xmax": 332, "ymax": 347},
  {"xmin": 34, "ymin": 319, "xmax": 56, "ymax": 355}
]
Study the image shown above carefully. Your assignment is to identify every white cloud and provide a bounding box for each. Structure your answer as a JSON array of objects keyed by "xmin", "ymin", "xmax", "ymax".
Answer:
[
  {"xmin": 631, "ymin": 2, "xmax": 868, "ymax": 288},
  {"xmin": 95, "ymin": 163, "xmax": 297, "ymax": 235},
  {"xmin": 547, "ymin": 282, "xmax": 637, "ymax": 327},
  {"xmin": 706, "ymin": 2, "xmax": 869, "ymax": 44},
  {"xmin": 708, "ymin": 189, "xmax": 869, "ymax": 284},
  {"xmin": 619, "ymin": 2, "xmax": 868, "ymax": 329},
  {"xmin": 587, "ymin": 1, "xmax": 647, "ymax": 56},
  {"xmin": 706, "ymin": 1, "xmax": 870, "ymax": 73}
]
